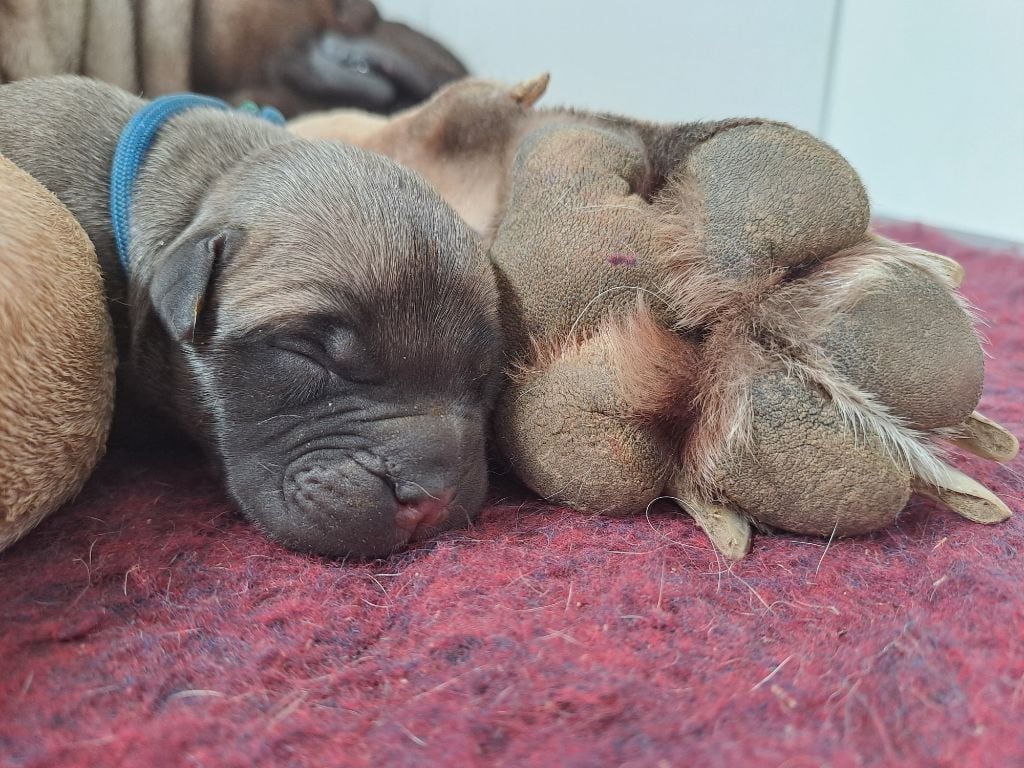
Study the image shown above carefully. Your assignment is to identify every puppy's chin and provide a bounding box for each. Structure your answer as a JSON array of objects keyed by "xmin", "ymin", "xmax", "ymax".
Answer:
[{"xmin": 223, "ymin": 447, "xmax": 486, "ymax": 559}]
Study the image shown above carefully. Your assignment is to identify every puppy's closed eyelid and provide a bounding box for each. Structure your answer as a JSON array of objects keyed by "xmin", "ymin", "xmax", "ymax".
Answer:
[
  {"xmin": 272, "ymin": 336, "xmax": 330, "ymax": 362},
  {"xmin": 269, "ymin": 331, "xmax": 375, "ymax": 382},
  {"xmin": 273, "ymin": 335, "xmax": 344, "ymax": 366}
]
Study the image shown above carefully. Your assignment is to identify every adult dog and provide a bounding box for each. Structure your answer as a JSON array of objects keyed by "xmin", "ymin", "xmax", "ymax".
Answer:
[
  {"xmin": 0, "ymin": 0, "xmax": 466, "ymax": 116},
  {"xmin": 0, "ymin": 76, "xmax": 502, "ymax": 557}
]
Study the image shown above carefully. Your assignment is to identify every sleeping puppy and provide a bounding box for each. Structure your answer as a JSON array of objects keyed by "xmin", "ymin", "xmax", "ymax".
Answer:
[
  {"xmin": 0, "ymin": 0, "xmax": 466, "ymax": 116},
  {"xmin": 0, "ymin": 76, "xmax": 501, "ymax": 558}
]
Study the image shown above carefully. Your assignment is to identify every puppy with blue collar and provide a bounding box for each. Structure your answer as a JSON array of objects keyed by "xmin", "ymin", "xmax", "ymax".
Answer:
[{"xmin": 0, "ymin": 76, "xmax": 503, "ymax": 558}]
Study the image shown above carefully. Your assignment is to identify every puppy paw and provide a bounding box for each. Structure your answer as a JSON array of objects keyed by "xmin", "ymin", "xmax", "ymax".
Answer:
[
  {"xmin": 677, "ymin": 122, "xmax": 870, "ymax": 279},
  {"xmin": 489, "ymin": 108, "xmax": 1018, "ymax": 558},
  {"xmin": 494, "ymin": 313, "xmax": 684, "ymax": 516},
  {"xmin": 675, "ymin": 237, "xmax": 1017, "ymax": 558}
]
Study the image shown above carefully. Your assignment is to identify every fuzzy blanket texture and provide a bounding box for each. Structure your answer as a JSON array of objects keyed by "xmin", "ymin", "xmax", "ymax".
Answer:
[{"xmin": 1, "ymin": 222, "xmax": 1022, "ymax": 768}]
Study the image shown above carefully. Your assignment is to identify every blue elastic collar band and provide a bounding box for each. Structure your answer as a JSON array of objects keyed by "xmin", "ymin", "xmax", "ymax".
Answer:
[{"xmin": 109, "ymin": 94, "xmax": 286, "ymax": 273}]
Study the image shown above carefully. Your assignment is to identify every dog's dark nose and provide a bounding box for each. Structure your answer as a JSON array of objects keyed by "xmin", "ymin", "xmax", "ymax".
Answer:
[{"xmin": 394, "ymin": 484, "xmax": 454, "ymax": 536}]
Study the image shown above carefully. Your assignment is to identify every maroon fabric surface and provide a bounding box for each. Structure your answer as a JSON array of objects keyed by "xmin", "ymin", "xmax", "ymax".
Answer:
[{"xmin": 1, "ymin": 223, "xmax": 1022, "ymax": 768}]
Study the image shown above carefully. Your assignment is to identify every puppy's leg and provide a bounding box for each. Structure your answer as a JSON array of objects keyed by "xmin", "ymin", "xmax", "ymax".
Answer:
[
  {"xmin": 82, "ymin": 0, "xmax": 139, "ymax": 91},
  {"xmin": 495, "ymin": 308, "xmax": 696, "ymax": 518},
  {"xmin": 138, "ymin": 0, "xmax": 196, "ymax": 95},
  {"xmin": 0, "ymin": 0, "xmax": 86, "ymax": 80}
]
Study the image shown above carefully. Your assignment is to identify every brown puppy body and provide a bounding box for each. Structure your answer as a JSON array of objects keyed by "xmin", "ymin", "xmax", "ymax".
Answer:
[
  {"xmin": 0, "ymin": 0, "xmax": 466, "ymax": 116},
  {"xmin": 292, "ymin": 76, "xmax": 1018, "ymax": 558},
  {"xmin": 0, "ymin": 154, "xmax": 116, "ymax": 551},
  {"xmin": 0, "ymin": 76, "xmax": 501, "ymax": 557}
]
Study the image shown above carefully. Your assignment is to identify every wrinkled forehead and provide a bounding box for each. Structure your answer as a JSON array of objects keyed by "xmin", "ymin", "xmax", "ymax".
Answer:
[
  {"xmin": 213, "ymin": 217, "xmax": 496, "ymax": 347},
  {"xmin": 215, "ymin": 225, "xmax": 367, "ymax": 334},
  {"xmin": 201, "ymin": 139, "xmax": 496, "ymax": 342}
]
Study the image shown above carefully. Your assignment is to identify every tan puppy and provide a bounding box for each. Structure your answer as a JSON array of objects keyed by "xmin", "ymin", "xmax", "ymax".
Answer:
[
  {"xmin": 0, "ymin": 154, "xmax": 116, "ymax": 551},
  {"xmin": 0, "ymin": 0, "xmax": 466, "ymax": 116},
  {"xmin": 290, "ymin": 75, "xmax": 550, "ymax": 234}
]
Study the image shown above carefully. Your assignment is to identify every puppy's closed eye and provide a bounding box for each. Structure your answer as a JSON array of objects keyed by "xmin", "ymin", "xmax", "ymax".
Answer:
[
  {"xmin": 269, "ymin": 329, "xmax": 374, "ymax": 382},
  {"xmin": 272, "ymin": 335, "xmax": 337, "ymax": 371}
]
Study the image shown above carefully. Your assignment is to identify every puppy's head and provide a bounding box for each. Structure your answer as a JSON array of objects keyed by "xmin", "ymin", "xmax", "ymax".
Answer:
[
  {"xmin": 192, "ymin": 0, "xmax": 467, "ymax": 116},
  {"xmin": 139, "ymin": 140, "xmax": 501, "ymax": 558}
]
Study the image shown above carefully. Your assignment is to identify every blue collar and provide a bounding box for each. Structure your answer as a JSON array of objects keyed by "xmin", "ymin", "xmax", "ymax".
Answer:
[{"xmin": 109, "ymin": 94, "xmax": 286, "ymax": 273}]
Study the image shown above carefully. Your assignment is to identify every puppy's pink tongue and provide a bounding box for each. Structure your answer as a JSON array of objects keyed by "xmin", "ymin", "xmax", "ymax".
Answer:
[{"xmin": 395, "ymin": 487, "xmax": 454, "ymax": 536}]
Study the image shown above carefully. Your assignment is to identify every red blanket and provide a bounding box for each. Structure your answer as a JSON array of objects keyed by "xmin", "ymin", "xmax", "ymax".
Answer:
[{"xmin": 2, "ymin": 223, "xmax": 1021, "ymax": 767}]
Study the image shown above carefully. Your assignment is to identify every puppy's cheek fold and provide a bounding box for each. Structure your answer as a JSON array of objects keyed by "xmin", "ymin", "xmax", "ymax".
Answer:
[{"xmin": 278, "ymin": 456, "xmax": 400, "ymax": 556}]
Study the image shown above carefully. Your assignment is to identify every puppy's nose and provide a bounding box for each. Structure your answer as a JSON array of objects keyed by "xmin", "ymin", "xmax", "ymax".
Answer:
[{"xmin": 394, "ymin": 484, "xmax": 454, "ymax": 535}]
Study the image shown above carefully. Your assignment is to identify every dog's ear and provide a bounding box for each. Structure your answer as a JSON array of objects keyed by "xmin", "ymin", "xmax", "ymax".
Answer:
[
  {"xmin": 149, "ymin": 230, "xmax": 236, "ymax": 343},
  {"xmin": 509, "ymin": 73, "xmax": 550, "ymax": 107}
]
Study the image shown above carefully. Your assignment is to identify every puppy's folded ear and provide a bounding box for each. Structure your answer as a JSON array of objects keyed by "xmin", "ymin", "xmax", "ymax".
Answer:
[{"xmin": 149, "ymin": 230, "xmax": 235, "ymax": 343}]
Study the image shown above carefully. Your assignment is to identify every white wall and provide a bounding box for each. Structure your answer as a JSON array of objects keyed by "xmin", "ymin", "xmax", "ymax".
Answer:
[
  {"xmin": 378, "ymin": 0, "xmax": 1024, "ymax": 243},
  {"xmin": 380, "ymin": 0, "xmax": 837, "ymax": 130},
  {"xmin": 825, "ymin": 0, "xmax": 1024, "ymax": 243}
]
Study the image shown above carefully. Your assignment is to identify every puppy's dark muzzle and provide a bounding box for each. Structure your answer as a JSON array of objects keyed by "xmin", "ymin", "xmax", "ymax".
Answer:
[
  {"xmin": 282, "ymin": 455, "xmax": 469, "ymax": 558},
  {"xmin": 260, "ymin": 414, "xmax": 486, "ymax": 558}
]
